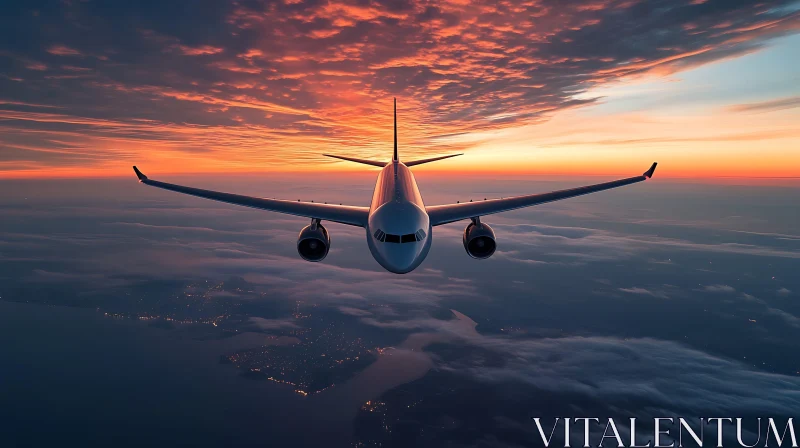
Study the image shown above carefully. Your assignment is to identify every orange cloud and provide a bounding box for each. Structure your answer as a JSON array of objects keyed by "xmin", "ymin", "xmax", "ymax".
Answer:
[
  {"xmin": 1, "ymin": 0, "xmax": 799, "ymax": 180},
  {"xmin": 174, "ymin": 44, "xmax": 225, "ymax": 56},
  {"xmin": 46, "ymin": 45, "xmax": 82, "ymax": 56},
  {"xmin": 24, "ymin": 60, "xmax": 48, "ymax": 71}
]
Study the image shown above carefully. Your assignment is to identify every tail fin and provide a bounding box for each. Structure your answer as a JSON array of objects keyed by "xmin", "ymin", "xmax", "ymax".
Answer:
[{"xmin": 393, "ymin": 97, "xmax": 398, "ymax": 162}]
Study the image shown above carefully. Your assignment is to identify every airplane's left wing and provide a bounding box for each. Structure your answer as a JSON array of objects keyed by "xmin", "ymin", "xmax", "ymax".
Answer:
[
  {"xmin": 427, "ymin": 163, "xmax": 657, "ymax": 226},
  {"xmin": 133, "ymin": 167, "xmax": 369, "ymax": 227}
]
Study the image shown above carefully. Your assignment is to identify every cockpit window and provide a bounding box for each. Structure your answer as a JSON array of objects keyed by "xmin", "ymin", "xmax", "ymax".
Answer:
[
  {"xmin": 400, "ymin": 234, "xmax": 416, "ymax": 243},
  {"xmin": 374, "ymin": 229, "xmax": 426, "ymax": 244}
]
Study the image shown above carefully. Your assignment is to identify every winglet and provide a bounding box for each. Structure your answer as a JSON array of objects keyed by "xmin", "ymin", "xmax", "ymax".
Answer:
[
  {"xmin": 644, "ymin": 162, "xmax": 657, "ymax": 179},
  {"xmin": 133, "ymin": 166, "xmax": 147, "ymax": 181}
]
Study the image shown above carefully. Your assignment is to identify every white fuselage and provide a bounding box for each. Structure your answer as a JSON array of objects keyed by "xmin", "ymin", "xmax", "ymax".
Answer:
[{"xmin": 365, "ymin": 161, "xmax": 432, "ymax": 274}]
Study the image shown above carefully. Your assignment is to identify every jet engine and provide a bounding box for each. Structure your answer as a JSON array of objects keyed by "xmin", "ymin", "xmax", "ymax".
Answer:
[
  {"xmin": 297, "ymin": 221, "xmax": 330, "ymax": 262},
  {"xmin": 463, "ymin": 219, "xmax": 496, "ymax": 259}
]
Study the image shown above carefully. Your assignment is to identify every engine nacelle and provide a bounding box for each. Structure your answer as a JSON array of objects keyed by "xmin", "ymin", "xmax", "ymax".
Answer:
[
  {"xmin": 297, "ymin": 222, "xmax": 330, "ymax": 262},
  {"xmin": 463, "ymin": 220, "xmax": 496, "ymax": 259}
]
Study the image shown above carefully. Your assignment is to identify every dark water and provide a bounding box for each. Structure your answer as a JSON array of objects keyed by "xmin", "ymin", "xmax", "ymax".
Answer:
[
  {"xmin": 0, "ymin": 299, "xmax": 455, "ymax": 447},
  {"xmin": 0, "ymin": 301, "xmax": 317, "ymax": 447}
]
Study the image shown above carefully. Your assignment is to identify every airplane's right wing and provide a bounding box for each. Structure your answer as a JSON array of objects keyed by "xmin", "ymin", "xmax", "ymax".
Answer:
[
  {"xmin": 133, "ymin": 167, "xmax": 369, "ymax": 227},
  {"xmin": 426, "ymin": 163, "xmax": 657, "ymax": 226}
]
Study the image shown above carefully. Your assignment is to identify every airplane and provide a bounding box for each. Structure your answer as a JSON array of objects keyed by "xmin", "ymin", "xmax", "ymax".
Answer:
[{"xmin": 133, "ymin": 99, "xmax": 657, "ymax": 274}]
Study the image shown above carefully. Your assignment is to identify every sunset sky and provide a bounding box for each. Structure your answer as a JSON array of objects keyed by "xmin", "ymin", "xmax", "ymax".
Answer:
[{"xmin": 1, "ymin": 0, "xmax": 799, "ymax": 179}]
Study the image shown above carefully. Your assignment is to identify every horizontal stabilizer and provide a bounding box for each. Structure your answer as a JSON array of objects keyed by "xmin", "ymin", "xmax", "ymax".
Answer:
[
  {"xmin": 323, "ymin": 154, "xmax": 387, "ymax": 167},
  {"xmin": 404, "ymin": 154, "xmax": 463, "ymax": 167}
]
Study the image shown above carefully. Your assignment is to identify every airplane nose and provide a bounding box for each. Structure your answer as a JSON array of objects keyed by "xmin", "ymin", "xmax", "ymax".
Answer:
[
  {"xmin": 376, "ymin": 241, "xmax": 425, "ymax": 274},
  {"xmin": 367, "ymin": 201, "xmax": 431, "ymax": 274}
]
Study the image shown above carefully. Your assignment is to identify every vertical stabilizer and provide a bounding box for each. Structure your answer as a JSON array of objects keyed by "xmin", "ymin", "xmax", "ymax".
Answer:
[{"xmin": 393, "ymin": 98, "xmax": 398, "ymax": 162}]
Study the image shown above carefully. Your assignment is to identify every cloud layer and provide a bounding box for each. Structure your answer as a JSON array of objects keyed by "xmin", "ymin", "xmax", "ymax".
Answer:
[{"xmin": 1, "ymin": 0, "xmax": 799, "ymax": 175}]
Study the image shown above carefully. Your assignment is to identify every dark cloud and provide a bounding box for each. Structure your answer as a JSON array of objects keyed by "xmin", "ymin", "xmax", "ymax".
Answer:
[
  {"xmin": 437, "ymin": 335, "xmax": 800, "ymax": 415},
  {"xmin": 740, "ymin": 292, "xmax": 800, "ymax": 328},
  {"xmin": 1, "ymin": 177, "xmax": 799, "ymax": 379},
  {"xmin": 338, "ymin": 306, "xmax": 374, "ymax": 316},
  {"xmin": 247, "ymin": 316, "xmax": 301, "ymax": 331},
  {"xmin": 0, "ymin": 176, "xmax": 799, "ymax": 448},
  {"xmin": 701, "ymin": 284, "xmax": 736, "ymax": 292},
  {"xmin": 492, "ymin": 222, "xmax": 800, "ymax": 262},
  {"xmin": 618, "ymin": 286, "xmax": 670, "ymax": 298},
  {"xmin": 1, "ymin": 0, "xmax": 798, "ymax": 172}
]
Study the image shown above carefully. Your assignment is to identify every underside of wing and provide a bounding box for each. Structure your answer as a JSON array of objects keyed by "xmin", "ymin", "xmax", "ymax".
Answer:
[
  {"xmin": 427, "ymin": 163, "xmax": 657, "ymax": 226},
  {"xmin": 133, "ymin": 167, "xmax": 369, "ymax": 227}
]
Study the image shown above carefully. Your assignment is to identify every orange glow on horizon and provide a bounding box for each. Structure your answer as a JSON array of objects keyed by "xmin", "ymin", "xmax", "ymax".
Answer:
[{"xmin": 3, "ymin": 99, "xmax": 798, "ymax": 182}]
